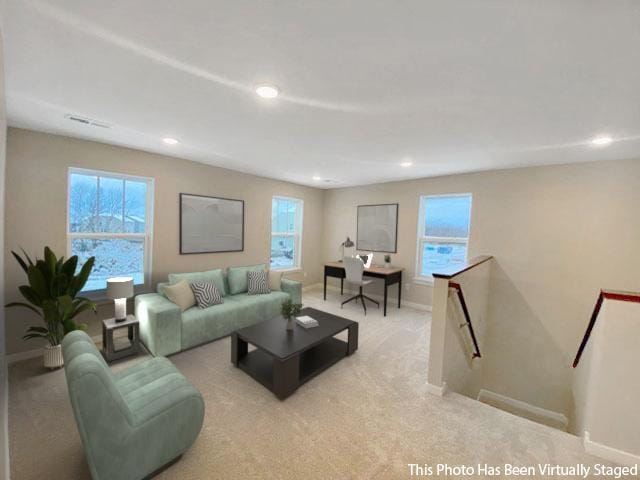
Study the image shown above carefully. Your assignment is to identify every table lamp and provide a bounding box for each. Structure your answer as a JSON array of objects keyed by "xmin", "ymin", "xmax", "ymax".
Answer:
[
  {"xmin": 107, "ymin": 277, "xmax": 134, "ymax": 322},
  {"xmin": 340, "ymin": 236, "xmax": 355, "ymax": 259}
]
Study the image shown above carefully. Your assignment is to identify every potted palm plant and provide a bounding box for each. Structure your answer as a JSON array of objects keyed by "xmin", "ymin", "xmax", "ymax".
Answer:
[{"xmin": 6, "ymin": 247, "xmax": 97, "ymax": 369}]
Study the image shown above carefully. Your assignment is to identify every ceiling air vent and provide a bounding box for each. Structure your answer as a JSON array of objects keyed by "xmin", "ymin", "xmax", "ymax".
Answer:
[{"xmin": 65, "ymin": 114, "xmax": 112, "ymax": 129}]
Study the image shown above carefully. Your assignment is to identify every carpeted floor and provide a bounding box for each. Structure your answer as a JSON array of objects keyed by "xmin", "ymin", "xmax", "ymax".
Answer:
[{"xmin": 9, "ymin": 288, "xmax": 610, "ymax": 479}]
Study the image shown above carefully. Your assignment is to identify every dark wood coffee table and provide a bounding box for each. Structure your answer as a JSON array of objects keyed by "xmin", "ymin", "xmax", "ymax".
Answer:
[{"xmin": 231, "ymin": 307, "xmax": 358, "ymax": 399}]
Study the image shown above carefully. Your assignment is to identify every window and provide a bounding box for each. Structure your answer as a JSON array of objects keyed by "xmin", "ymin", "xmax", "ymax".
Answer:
[
  {"xmin": 270, "ymin": 196, "xmax": 303, "ymax": 270},
  {"xmin": 67, "ymin": 168, "xmax": 154, "ymax": 293},
  {"xmin": 416, "ymin": 194, "xmax": 472, "ymax": 280}
]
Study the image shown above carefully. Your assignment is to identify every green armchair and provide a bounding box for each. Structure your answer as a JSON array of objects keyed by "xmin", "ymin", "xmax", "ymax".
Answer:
[{"xmin": 61, "ymin": 331, "xmax": 204, "ymax": 480}]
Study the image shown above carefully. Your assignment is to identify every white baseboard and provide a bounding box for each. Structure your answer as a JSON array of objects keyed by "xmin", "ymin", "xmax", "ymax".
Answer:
[
  {"xmin": 426, "ymin": 381, "xmax": 448, "ymax": 397},
  {"xmin": 7, "ymin": 335, "xmax": 102, "ymax": 364},
  {"xmin": 584, "ymin": 432, "xmax": 640, "ymax": 467},
  {"xmin": 317, "ymin": 283, "xmax": 432, "ymax": 312},
  {"xmin": 477, "ymin": 389, "xmax": 568, "ymax": 431},
  {"xmin": 302, "ymin": 282, "xmax": 323, "ymax": 292}
]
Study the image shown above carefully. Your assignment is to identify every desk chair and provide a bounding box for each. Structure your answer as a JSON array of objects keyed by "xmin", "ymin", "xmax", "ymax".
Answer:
[{"xmin": 341, "ymin": 256, "xmax": 380, "ymax": 315}]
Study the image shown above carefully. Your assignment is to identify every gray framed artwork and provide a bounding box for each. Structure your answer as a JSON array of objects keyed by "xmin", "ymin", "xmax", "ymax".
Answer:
[
  {"xmin": 180, "ymin": 193, "xmax": 244, "ymax": 254},
  {"xmin": 356, "ymin": 203, "xmax": 398, "ymax": 253}
]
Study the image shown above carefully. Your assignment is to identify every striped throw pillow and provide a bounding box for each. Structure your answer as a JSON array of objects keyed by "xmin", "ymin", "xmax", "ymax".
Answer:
[
  {"xmin": 190, "ymin": 282, "xmax": 223, "ymax": 308},
  {"xmin": 247, "ymin": 270, "xmax": 270, "ymax": 295}
]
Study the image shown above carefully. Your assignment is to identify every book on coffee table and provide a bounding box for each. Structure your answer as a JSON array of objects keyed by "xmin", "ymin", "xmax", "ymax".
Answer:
[{"xmin": 296, "ymin": 316, "xmax": 319, "ymax": 328}]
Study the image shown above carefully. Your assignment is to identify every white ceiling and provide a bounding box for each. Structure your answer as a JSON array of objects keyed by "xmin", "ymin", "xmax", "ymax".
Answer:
[{"xmin": 5, "ymin": 0, "xmax": 640, "ymax": 188}]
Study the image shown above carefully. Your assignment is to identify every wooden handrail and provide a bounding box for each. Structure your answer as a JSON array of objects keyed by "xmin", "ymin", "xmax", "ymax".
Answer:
[
  {"xmin": 432, "ymin": 255, "xmax": 493, "ymax": 279},
  {"xmin": 572, "ymin": 289, "xmax": 640, "ymax": 368},
  {"xmin": 449, "ymin": 282, "xmax": 481, "ymax": 359}
]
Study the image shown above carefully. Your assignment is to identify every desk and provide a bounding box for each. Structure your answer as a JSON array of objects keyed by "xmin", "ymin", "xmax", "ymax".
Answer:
[{"xmin": 324, "ymin": 261, "xmax": 403, "ymax": 316}]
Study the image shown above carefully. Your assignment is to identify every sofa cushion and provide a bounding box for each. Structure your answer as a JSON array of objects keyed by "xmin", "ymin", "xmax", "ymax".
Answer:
[
  {"xmin": 226, "ymin": 291, "xmax": 289, "ymax": 320},
  {"xmin": 168, "ymin": 269, "xmax": 227, "ymax": 296},
  {"xmin": 190, "ymin": 282, "xmax": 223, "ymax": 308},
  {"xmin": 163, "ymin": 280, "xmax": 196, "ymax": 311},
  {"xmin": 181, "ymin": 302, "xmax": 248, "ymax": 350},
  {"xmin": 227, "ymin": 264, "xmax": 265, "ymax": 295}
]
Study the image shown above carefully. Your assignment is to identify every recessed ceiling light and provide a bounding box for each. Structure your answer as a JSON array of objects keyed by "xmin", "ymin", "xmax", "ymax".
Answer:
[
  {"xmin": 163, "ymin": 137, "xmax": 179, "ymax": 145},
  {"xmin": 312, "ymin": 175, "xmax": 322, "ymax": 181},
  {"xmin": 400, "ymin": 161, "xmax": 413, "ymax": 167},
  {"xmin": 255, "ymin": 85, "xmax": 280, "ymax": 99},
  {"xmin": 591, "ymin": 136, "xmax": 612, "ymax": 146}
]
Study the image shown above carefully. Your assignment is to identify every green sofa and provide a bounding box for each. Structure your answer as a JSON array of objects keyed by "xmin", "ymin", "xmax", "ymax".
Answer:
[
  {"xmin": 135, "ymin": 265, "xmax": 303, "ymax": 356},
  {"xmin": 61, "ymin": 330, "xmax": 204, "ymax": 480}
]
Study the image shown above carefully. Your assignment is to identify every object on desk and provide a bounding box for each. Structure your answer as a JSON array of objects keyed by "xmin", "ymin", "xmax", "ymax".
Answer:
[
  {"xmin": 340, "ymin": 236, "xmax": 355, "ymax": 259},
  {"xmin": 296, "ymin": 316, "xmax": 319, "ymax": 328},
  {"xmin": 357, "ymin": 253, "xmax": 373, "ymax": 268},
  {"xmin": 384, "ymin": 254, "xmax": 392, "ymax": 268}
]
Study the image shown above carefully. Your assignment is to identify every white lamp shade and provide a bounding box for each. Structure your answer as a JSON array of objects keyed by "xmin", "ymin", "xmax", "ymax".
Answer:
[{"xmin": 106, "ymin": 277, "xmax": 134, "ymax": 300}]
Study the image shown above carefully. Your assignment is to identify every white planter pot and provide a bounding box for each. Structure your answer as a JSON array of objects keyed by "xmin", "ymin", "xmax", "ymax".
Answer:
[
  {"xmin": 44, "ymin": 344, "xmax": 63, "ymax": 369},
  {"xmin": 384, "ymin": 262, "xmax": 392, "ymax": 269}
]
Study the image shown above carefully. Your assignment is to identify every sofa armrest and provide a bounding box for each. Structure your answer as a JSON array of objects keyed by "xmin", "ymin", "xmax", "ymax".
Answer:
[
  {"xmin": 135, "ymin": 294, "xmax": 182, "ymax": 356},
  {"xmin": 281, "ymin": 278, "xmax": 302, "ymax": 305}
]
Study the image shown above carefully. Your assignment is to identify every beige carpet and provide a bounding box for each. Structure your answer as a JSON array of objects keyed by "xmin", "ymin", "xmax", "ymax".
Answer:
[{"xmin": 9, "ymin": 288, "xmax": 610, "ymax": 479}]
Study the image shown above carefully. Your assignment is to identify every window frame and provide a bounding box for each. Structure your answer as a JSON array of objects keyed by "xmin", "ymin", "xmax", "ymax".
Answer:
[
  {"xmin": 414, "ymin": 193, "xmax": 472, "ymax": 284},
  {"xmin": 270, "ymin": 195, "xmax": 304, "ymax": 272},
  {"xmin": 66, "ymin": 167, "xmax": 155, "ymax": 296}
]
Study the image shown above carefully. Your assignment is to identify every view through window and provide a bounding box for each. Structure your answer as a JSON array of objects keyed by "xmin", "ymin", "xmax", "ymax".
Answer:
[
  {"xmin": 270, "ymin": 196, "xmax": 303, "ymax": 270},
  {"xmin": 416, "ymin": 194, "xmax": 472, "ymax": 278},
  {"xmin": 68, "ymin": 169, "xmax": 154, "ymax": 292}
]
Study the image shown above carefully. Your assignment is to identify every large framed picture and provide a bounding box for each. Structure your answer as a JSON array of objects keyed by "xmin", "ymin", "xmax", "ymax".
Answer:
[
  {"xmin": 356, "ymin": 203, "xmax": 398, "ymax": 253},
  {"xmin": 180, "ymin": 193, "xmax": 244, "ymax": 254}
]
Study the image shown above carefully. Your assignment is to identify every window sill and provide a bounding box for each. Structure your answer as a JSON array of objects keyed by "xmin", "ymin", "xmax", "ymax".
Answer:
[
  {"xmin": 82, "ymin": 286, "xmax": 150, "ymax": 304},
  {"xmin": 413, "ymin": 276, "xmax": 435, "ymax": 286},
  {"xmin": 272, "ymin": 267, "xmax": 303, "ymax": 275}
]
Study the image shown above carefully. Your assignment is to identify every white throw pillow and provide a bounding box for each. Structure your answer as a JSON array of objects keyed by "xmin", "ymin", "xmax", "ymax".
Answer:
[
  {"xmin": 267, "ymin": 270, "xmax": 282, "ymax": 291},
  {"xmin": 164, "ymin": 280, "xmax": 196, "ymax": 311}
]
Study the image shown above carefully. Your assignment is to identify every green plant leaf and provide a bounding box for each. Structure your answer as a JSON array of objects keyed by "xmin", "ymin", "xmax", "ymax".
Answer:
[
  {"xmin": 54, "ymin": 274, "xmax": 69, "ymax": 297},
  {"xmin": 41, "ymin": 300, "xmax": 60, "ymax": 324},
  {"xmin": 36, "ymin": 259, "xmax": 54, "ymax": 293},
  {"xmin": 70, "ymin": 256, "xmax": 95, "ymax": 296},
  {"xmin": 56, "ymin": 255, "xmax": 64, "ymax": 271},
  {"xmin": 4, "ymin": 302, "xmax": 42, "ymax": 317},
  {"xmin": 20, "ymin": 248, "xmax": 34, "ymax": 268},
  {"xmin": 27, "ymin": 265, "xmax": 49, "ymax": 299},
  {"xmin": 11, "ymin": 251, "xmax": 29, "ymax": 274},
  {"xmin": 44, "ymin": 246, "xmax": 57, "ymax": 275},
  {"xmin": 68, "ymin": 301, "xmax": 96, "ymax": 320},
  {"xmin": 62, "ymin": 319, "xmax": 79, "ymax": 334},
  {"xmin": 22, "ymin": 325, "xmax": 50, "ymax": 342},
  {"xmin": 58, "ymin": 295, "xmax": 74, "ymax": 317},
  {"xmin": 62, "ymin": 256, "xmax": 78, "ymax": 280},
  {"xmin": 18, "ymin": 285, "xmax": 42, "ymax": 307},
  {"xmin": 22, "ymin": 332, "xmax": 49, "ymax": 341},
  {"xmin": 25, "ymin": 326, "xmax": 49, "ymax": 334}
]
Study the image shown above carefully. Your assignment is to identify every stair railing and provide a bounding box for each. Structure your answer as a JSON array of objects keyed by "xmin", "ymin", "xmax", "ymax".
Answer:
[
  {"xmin": 573, "ymin": 289, "xmax": 640, "ymax": 368},
  {"xmin": 449, "ymin": 282, "xmax": 482, "ymax": 359}
]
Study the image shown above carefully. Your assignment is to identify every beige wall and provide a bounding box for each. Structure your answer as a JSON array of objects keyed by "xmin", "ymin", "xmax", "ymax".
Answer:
[
  {"xmin": 579, "ymin": 300, "xmax": 640, "ymax": 459},
  {"xmin": 0, "ymin": 13, "xmax": 8, "ymax": 478},
  {"xmin": 4, "ymin": 128, "xmax": 325, "ymax": 355},
  {"xmin": 323, "ymin": 159, "xmax": 640, "ymax": 421}
]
